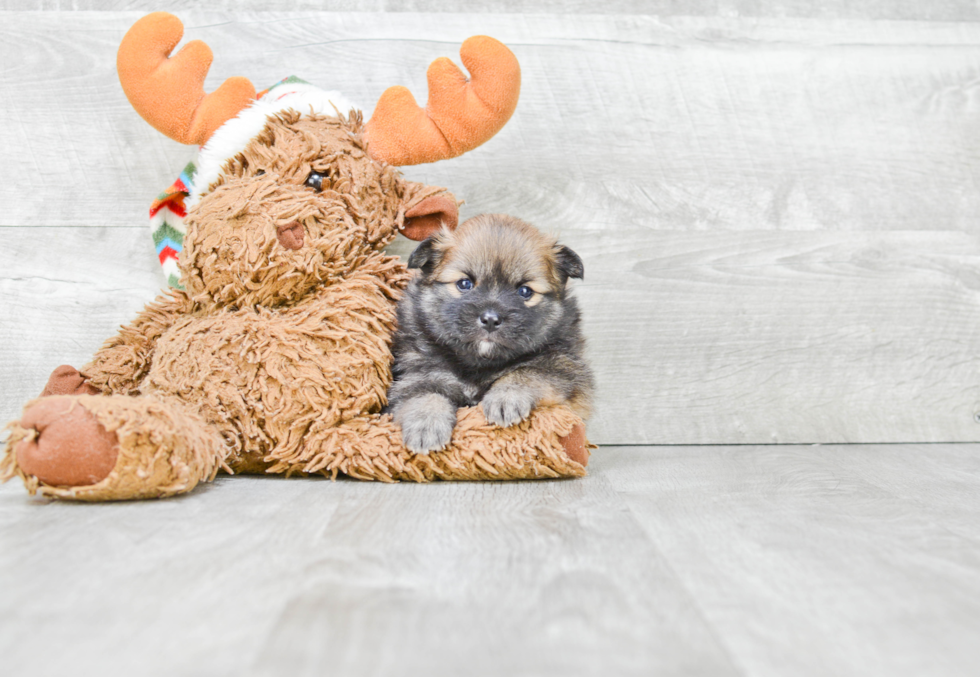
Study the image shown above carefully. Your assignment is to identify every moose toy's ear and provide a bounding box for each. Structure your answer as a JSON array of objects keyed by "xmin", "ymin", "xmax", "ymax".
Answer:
[{"xmin": 402, "ymin": 194, "xmax": 459, "ymax": 241}]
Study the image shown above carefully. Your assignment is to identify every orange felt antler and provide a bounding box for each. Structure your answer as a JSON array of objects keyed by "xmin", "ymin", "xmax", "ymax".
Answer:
[
  {"xmin": 117, "ymin": 12, "xmax": 256, "ymax": 146},
  {"xmin": 366, "ymin": 36, "xmax": 521, "ymax": 166}
]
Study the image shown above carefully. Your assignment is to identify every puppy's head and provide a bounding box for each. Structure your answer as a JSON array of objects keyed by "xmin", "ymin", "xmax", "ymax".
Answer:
[{"xmin": 407, "ymin": 214, "xmax": 583, "ymax": 365}]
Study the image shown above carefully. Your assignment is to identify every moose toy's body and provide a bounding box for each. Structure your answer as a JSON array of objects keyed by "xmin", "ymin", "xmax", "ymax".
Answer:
[{"xmin": 1, "ymin": 13, "xmax": 589, "ymax": 501}]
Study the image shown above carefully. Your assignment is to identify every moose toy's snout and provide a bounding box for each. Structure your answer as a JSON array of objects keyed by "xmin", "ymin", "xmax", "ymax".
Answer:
[{"xmin": 277, "ymin": 221, "xmax": 305, "ymax": 250}]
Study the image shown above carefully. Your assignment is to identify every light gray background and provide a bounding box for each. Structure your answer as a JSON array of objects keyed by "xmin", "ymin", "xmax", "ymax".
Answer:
[
  {"xmin": 3, "ymin": 8, "xmax": 980, "ymax": 444},
  {"xmin": 2, "ymin": 3, "xmax": 980, "ymax": 676}
]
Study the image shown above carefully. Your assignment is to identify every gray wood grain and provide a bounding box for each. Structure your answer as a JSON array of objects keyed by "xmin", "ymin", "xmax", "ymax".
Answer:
[
  {"xmin": 579, "ymin": 229, "xmax": 980, "ymax": 444},
  {"xmin": 0, "ymin": 227, "xmax": 163, "ymax": 412},
  {"xmin": 6, "ymin": 1, "xmax": 980, "ymax": 21},
  {"xmin": 251, "ymin": 478, "xmax": 736, "ymax": 677},
  {"xmin": 3, "ymin": 12, "xmax": 980, "ymax": 234},
  {"xmin": 601, "ymin": 443, "xmax": 980, "ymax": 677},
  {"xmin": 4, "ymin": 443, "xmax": 980, "ymax": 676},
  {"xmin": 0, "ymin": 461, "xmax": 738, "ymax": 677},
  {"xmin": 3, "ymin": 10, "xmax": 980, "ymax": 445},
  {"xmin": 4, "ymin": 226, "xmax": 978, "ymax": 445}
]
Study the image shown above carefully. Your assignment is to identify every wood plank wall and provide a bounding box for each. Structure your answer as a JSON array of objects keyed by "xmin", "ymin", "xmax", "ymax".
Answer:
[{"xmin": 1, "ymin": 5, "xmax": 978, "ymax": 445}]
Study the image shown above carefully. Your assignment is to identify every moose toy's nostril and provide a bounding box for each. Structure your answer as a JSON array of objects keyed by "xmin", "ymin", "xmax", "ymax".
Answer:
[
  {"xmin": 277, "ymin": 221, "xmax": 305, "ymax": 250},
  {"xmin": 478, "ymin": 309, "xmax": 502, "ymax": 332}
]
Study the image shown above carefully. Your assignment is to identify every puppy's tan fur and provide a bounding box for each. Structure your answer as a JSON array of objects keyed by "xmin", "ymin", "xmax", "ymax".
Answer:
[{"xmin": 388, "ymin": 214, "xmax": 593, "ymax": 454}]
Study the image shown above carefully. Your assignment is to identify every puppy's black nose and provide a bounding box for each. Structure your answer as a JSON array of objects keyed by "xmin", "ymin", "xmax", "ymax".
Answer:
[{"xmin": 479, "ymin": 309, "xmax": 502, "ymax": 332}]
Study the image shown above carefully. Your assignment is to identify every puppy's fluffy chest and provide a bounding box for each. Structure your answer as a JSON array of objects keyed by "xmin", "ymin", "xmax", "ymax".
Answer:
[{"xmin": 409, "ymin": 338, "xmax": 544, "ymax": 406}]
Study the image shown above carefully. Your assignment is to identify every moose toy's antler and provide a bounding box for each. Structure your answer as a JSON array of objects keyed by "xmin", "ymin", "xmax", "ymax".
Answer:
[
  {"xmin": 366, "ymin": 36, "xmax": 521, "ymax": 166},
  {"xmin": 117, "ymin": 12, "xmax": 256, "ymax": 145}
]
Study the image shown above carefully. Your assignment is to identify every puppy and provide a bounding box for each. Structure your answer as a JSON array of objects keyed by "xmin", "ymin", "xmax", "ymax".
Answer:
[{"xmin": 387, "ymin": 214, "xmax": 593, "ymax": 454}]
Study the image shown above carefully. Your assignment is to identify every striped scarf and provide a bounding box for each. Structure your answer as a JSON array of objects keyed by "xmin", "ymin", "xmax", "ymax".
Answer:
[{"xmin": 150, "ymin": 162, "xmax": 196, "ymax": 289}]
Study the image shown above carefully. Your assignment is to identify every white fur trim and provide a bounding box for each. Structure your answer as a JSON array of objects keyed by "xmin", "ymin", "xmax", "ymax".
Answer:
[{"xmin": 186, "ymin": 85, "xmax": 357, "ymax": 209}]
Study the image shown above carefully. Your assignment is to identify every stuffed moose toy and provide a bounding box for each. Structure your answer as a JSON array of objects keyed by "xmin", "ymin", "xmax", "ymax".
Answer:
[{"xmin": 1, "ymin": 13, "xmax": 590, "ymax": 501}]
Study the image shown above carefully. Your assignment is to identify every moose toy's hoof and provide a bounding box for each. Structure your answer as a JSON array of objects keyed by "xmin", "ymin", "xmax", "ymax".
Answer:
[
  {"xmin": 15, "ymin": 398, "xmax": 118, "ymax": 487},
  {"xmin": 560, "ymin": 423, "xmax": 590, "ymax": 467},
  {"xmin": 40, "ymin": 365, "xmax": 100, "ymax": 398}
]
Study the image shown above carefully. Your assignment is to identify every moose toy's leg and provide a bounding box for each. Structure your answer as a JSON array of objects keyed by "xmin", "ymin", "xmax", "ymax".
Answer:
[
  {"xmin": 2, "ymin": 394, "xmax": 228, "ymax": 501},
  {"xmin": 267, "ymin": 405, "xmax": 590, "ymax": 483},
  {"xmin": 14, "ymin": 398, "xmax": 119, "ymax": 487}
]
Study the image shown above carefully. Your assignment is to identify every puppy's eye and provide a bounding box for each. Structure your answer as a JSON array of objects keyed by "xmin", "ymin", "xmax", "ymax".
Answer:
[
  {"xmin": 456, "ymin": 278, "xmax": 474, "ymax": 291},
  {"xmin": 305, "ymin": 170, "xmax": 329, "ymax": 192},
  {"xmin": 517, "ymin": 285, "xmax": 534, "ymax": 300},
  {"xmin": 256, "ymin": 169, "xmax": 266, "ymax": 176}
]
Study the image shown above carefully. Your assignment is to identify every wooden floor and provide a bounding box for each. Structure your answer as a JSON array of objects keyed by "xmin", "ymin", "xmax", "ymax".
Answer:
[{"xmin": 2, "ymin": 444, "xmax": 979, "ymax": 677}]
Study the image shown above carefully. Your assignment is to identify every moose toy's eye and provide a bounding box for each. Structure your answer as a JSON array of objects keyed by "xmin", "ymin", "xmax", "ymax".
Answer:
[
  {"xmin": 305, "ymin": 170, "xmax": 329, "ymax": 191},
  {"xmin": 456, "ymin": 278, "xmax": 474, "ymax": 292},
  {"xmin": 517, "ymin": 285, "xmax": 534, "ymax": 300}
]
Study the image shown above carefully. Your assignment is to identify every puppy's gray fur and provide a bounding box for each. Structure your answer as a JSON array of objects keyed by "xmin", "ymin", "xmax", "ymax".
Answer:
[{"xmin": 387, "ymin": 214, "xmax": 593, "ymax": 454}]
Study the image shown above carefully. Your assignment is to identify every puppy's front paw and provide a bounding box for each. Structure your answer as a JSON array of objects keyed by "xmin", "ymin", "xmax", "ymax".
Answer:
[
  {"xmin": 394, "ymin": 393, "xmax": 457, "ymax": 454},
  {"xmin": 482, "ymin": 384, "xmax": 537, "ymax": 428}
]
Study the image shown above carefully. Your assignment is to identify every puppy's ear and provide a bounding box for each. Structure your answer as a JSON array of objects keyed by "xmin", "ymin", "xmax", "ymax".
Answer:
[
  {"xmin": 554, "ymin": 245, "xmax": 584, "ymax": 284},
  {"xmin": 407, "ymin": 235, "xmax": 443, "ymax": 274}
]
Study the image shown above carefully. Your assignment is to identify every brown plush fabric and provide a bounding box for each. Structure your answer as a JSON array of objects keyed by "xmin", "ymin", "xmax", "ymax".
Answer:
[
  {"xmin": 82, "ymin": 291, "xmax": 196, "ymax": 396},
  {"xmin": 0, "ymin": 88, "xmax": 587, "ymax": 502},
  {"xmin": 1, "ymin": 399, "xmax": 584, "ymax": 501}
]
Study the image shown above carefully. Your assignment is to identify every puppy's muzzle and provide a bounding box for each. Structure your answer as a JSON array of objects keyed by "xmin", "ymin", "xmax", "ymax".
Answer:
[{"xmin": 478, "ymin": 309, "xmax": 502, "ymax": 332}]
